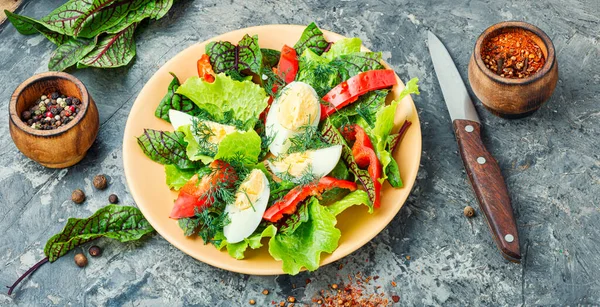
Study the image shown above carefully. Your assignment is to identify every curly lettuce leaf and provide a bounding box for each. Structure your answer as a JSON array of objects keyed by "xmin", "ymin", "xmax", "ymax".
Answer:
[
  {"xmin": 176, "ymin": 74, "xmax": 268, "ymax": 130},
  {"xmin": 44, "ymin": 205, "xmax": 154, "ymax": 262},
  {"xmin": 268, "ymin": 197, "xmax": 340, "ymax": 275},
  {"xmin": 327, "ymin": 190, "xmax": 373, "ymax": 216},
  {"xmin": 294, "ymin": 22, "xmax": 330, "ymax": 56},
  {"xmin": 165, "ymin": 164, "xmax": 196, "ymax": 191},
  {"xmin": 155, "ymin": 73, "xmax": 200, "ymax": 122},
  {"xmin": 213, "ymin": 130, "xmax": 262, "ymax": 165},
  {"xmin": 206, "ymin": 34, "xmax": 262, "ymax": 77},
  {"xmin": 222, "ymin": 225, "xmax": 277, "ymax": 259},
  {"xmin": 322, "ymin": 37, "xmax": 362, "ymax": 60},
  {"xmin": 137, "ymin": 129, "xmax": 197, "ymax": 169}
]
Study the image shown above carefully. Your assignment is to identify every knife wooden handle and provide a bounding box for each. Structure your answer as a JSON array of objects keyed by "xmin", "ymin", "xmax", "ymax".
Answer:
[{"xmin": 453, "ymin": 119, "xmax": 521, "ymax": 263}]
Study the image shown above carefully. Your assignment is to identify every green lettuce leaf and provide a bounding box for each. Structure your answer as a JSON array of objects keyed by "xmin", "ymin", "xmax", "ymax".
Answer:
[
  {"xmin": 322, "ymin": 37, "xmax": 362, "ymax": 60},
  {"xmin": 177, "ymin": 124, "xmax": 215, "ymax": 164},
  {"xmin": 296, "ymin": 49, "xmax": 343, "ymax": 97},
  {"xmin": 77, "ymin": 22, "xmax": 138, "ymax": 68},
  {"xmin": 223, "ymin": 225, "xmax": 277, "ymax": 259},
  {"xmin": 165, "ymin": 164, "xmax": 196, "ymax": 191},
  {"xmin": 155, "ymin": 73, "xmax": 200, "ymax": 122},
  {"xmin": 136, "ymin": 128, "xmax": 197, "ymax": 169},
  {"xmin": 268, "ymin": 197, "xmax": 340, "ymax": 275},
  {"xmin": 206, "ymin": 34, "xmax": 262, "ymax": 77},
  {"xmin": 326, "ymin": 190, "xmax": 373, "ymax": 216},
  {"xmin": 176, "ymin": 74, "xmax": 268, "ymax": 130},
  {"xmin": 44, "ymin": 205, "xmax": 154, "ymax": 262},
  {"xmin": 294, "ymin": 22, "xmax": 330, "ymax": 56},
  {"xmin": 213, "ymin": 130, "xmax": 262, "ymax": 165}
]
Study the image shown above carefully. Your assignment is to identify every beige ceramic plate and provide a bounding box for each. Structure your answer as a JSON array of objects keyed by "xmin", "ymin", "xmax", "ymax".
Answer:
[{"xmin": 123, "ymin": 25, "xmax": 421, "ymax": 275}]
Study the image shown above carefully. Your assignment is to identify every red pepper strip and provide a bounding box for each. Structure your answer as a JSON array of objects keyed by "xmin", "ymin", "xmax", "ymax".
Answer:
[
  {"xmin": 341, "ymin": 124, "xmax": 382, "ymax": 208},
  {"xmin": 277, "ymin": 45, "xmax": 299, "ymax": 84},
  {"xmin": 170, "ymin": 160, "xmax": 237, "ymax": 219},
  {"xmin": 197, "ymin": 54, "xmax": 215, "ymax": 83},
  {"xmin": 263, "ymin": 176, "xmax": 357, "ymax": 222},
  {"xmin": 259, "ymin": 96, "xmax": 274, "ymax": 126},
  {"xmin": 321, "ymin": 69, "xmax": 398, "ymax": 119}
]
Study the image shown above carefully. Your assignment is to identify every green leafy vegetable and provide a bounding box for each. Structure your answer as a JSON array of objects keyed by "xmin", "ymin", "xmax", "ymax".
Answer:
[
  {"xmin": 294, "ymin": 22, "xmax": 330, "ymax": 56},
  {"xmin": 330, "ymin": 52, "xmax": 384, "ymax": 79},
  {"xmin": 268, "ymin": 197, "xmax": 340, "ymax": 275},
  {"xmin": 206, "ymin": 34, "xmax": 263, "ymax": 77},
  {"xmin": 261, "ymin": 48, "xmax": 281, "ymax": 68},
  {"xmin": 176, "ymin": 74, "xmax": 268, "ymax": 130},
  {"xmin": 44, "ymin": 205, "xmax": 154, "ymax": 262},
  {"xmin": 78, "ymin": 23, "xmax": 138, "ymax": 68},
  {"xmin": 71, "ymin": 0, "xmax": 148, "ymax": 39},
  {"xmin": 221, "ymin": 225, "xmax": 277, "ymax": 259},
  {"xmin": 326, "ymin": 190, "xmax": 373, "ymax": 216},
  {"xmin": 48, "ymin": 37, "xmax": 98, "ymax": 72},
  {"xmin": 155, "ymin": 73, "xmax": 200, "ymax": 122},
  {"xmin": 4, "ymin": 10, "xmax": 68, "ymax": 45},
  {"xmin": 178, "ymin": 217, "xmax": 201, "ymax": 236},
  {"xmin": 165, "ymin": 164, "xmax": 196, "ymax": 190},
  {"xmin": 177, "ymin": 124, "xmax": 213, "ymax": 163},
  {"xmin": 287, "ymin": 125, "xmax": 330, "ymax": 153},
  {"xmin": 137, "ymin": 129, "xmax": 197, "ymax": 169},
  {"xmin": 322, "ymin": 37, "xmax": 362, "ymax": 60},
  {"xmin": 213, "ymin": 130, "xmax": 262, "ymax": 165},
  {"xmin": 296, "ymin": 49, "xmax": 342, "ymax": 97},
  {"xmin": 280, "ymin": 202, "xmax": 310, "ymax": 234}
]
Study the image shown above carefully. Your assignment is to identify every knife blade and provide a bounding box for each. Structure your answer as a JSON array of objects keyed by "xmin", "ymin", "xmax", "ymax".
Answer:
[{"xmin": 427, "ymin": 31, "xmax": 521, "ymax": 263}]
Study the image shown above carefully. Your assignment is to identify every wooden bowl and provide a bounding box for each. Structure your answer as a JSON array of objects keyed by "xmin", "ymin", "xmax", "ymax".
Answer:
[
  {"xmin": 9, "ymin": 72, "xmax": 99, "ymax": 168},
  {"xmin": 468, "ymin": 21, "xmax": 558, "ymax": 118}
]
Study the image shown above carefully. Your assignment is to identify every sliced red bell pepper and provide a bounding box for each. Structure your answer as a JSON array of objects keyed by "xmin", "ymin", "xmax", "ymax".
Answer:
[
  {"xmin": 263, "ymin": 176, "xmax": 357, "ymax": 222},
  {"xmin": 197, "ymin": 54, "xmax": 215, "ymax": 83},
  {"xmin": 341, "ymin": 124, "xmax": 382, "ymax": 208},
  {"xmin": 321, "ymin": 69, "xmax": 398, "ymax": 119},
  {"xmin": 170, "ymin": 160, "xmax": 237, "ymax": 219},
  {"xmin": 277, "ymin": 45, "xmax": 298, "ymax": 84}
]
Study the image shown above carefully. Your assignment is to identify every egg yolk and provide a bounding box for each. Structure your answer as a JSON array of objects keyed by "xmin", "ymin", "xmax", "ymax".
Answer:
[
  {"xmin": 204, "ymin": 122, "xmax": 237, "ymax": 144},
  {"xmin": 234, "ymin": 169, "xmax": 265, "ymax": 211},
  {"xmin": 271, "ymin": 151, "xmax": 312, "ymax": 178},
  {"xmin": 276, "ymin": 84, "xmax": 319, "ymax": 131}
]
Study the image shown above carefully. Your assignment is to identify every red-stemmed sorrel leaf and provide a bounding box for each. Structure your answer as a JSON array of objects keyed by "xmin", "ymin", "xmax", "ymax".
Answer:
[
  {"xmin": 73, "ymin": 0, "xmax": 148, "ymax": 38},
  {"xmin": 136, "ymin": 128, "xmax": 198, "ymax": 170},
  {"xmin": 4, "ymin": 10, "xmax": 68, "ymax": 45},
  {"xmin": 294, "ymin": 22, "xmax": 330, "ymax": 56},
  {"xmin": 105, "ymin": 0, "xmax": 173, "ymax": 34},
  {"xmin": 48, "ymin": 37, "xmax": 98, "ymax": 71},
  {"xmin": 154, "ymin": 72, "xmax": 200, "ymax": 122},
  {"xmin": 206, "ymin": 34, "xmax": 262, "ymax": 77},
  {"xmin": 78, "ymin": 22, "xmax": 137, "ymax": 68}
]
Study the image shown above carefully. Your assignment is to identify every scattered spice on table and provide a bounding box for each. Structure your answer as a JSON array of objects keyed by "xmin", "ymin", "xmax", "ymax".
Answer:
[
  {"xmin": 74, "ymin": 253, "xmax": 88, "ymax": 267},
  {"xmin": 71, "ymin": 189, "xmax": 86, "ymax": 204},
  {"xmin": 109, "ymin": 194, "xmax": 119, "ymax": 204},
  {"xmin": 89, "ymin": 246, "xmax": 102, "ymax": 257},
  {"xmin": 481, "ymin": 30, "xmax": 546, "ymax": 78},
  {"xmin": 93, "ymin": 174, "xmax": 108, "ymax": 190},
  {"xmin": 312, "ymin": 273, "xmax": 396, "ymax": 306},
  {"xmin": 21, "ymin": 92, "xmax": 82, "ymax": 130},
  {"xmin": 464, "ymin": 205, "xmax": 475, "ymax": 217}
]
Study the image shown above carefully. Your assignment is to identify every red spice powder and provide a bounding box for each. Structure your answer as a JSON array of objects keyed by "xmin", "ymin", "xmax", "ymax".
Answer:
[
  {"xmin": 311, "ymin": 273, "xmax": 397, "ymax": 306},
  {"xmin": 481, "ymin": 29, "xmax": 546, "ymax": 79}
]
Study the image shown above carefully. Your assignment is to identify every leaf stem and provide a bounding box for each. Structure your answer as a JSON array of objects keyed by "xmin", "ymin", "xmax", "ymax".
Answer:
[{"xmin": 7, "ymin": 257, "xmax": 49, "ymax": 295}]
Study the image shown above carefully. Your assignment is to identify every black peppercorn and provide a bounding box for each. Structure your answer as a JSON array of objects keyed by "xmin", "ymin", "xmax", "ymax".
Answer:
[
  {"xmin": 22, "ymin": 111, "xmax": 32, "ymax": 120},
  {"xmin": 73, "ymin": 98, "xmax": 81, "ymax": 105},
  {"xmin": 93, "ymin": 175, "xmax": 108, "ymax": 190},
  {"xmin": 65, "ymin": 97, "xmax": 72, "ymax": 105},
  {"xmin": 89, "ymin": 246, "xmax": 102, "ymax": 257},
  {"xmin": 464, "ymin": 206, "xmax": 475, "ymax": 217},
  {"xmin": 108, "ymin": 194, "xmax": 119, "ymax": 204},
  {"xmin": 51, "ymin": 92, "xmax": 59, "ymax": 99},
  {"xmin": 74, "ymin": 253, "xmax": 88, "ymax": 267},
  {"xmin": 71, "ymin": 189, "xmax": 86, "ymax": 204}
]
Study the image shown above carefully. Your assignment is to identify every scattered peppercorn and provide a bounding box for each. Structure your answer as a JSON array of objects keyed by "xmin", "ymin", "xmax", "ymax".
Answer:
[
  {"xmin": 392, "ymin": 295, "xmax": 400, "ymax": 303},
  {"xmin": 93, "ymin": 175, "xmax": 108, "ymax": 190},
  {"xmin": 108, "ymin": 194, "xmax": 119, "ymax": 204},
  {"xmin": 262, "ymin": 289, "xmax": 269, "ymax": 295},
  {"xmin": 279, "ymin": 301, "xmax": 285, "ymax": 307},
  {"xmin": 20, "ymin": 91, "xmax": 82, "ymax": 130},
  {"xmin": 464, "ymin": 206, "xmax": 475, "ymax": 218},
  {"xmin": 74, "ymin": 253, "xmax": 88, "ymax": 267},
  {"xmin": 287, "ymin": 296, "xmax": 295, "ymax": 303},
  {"xmin": 71, "ymin": 189, "xmax": 86, "ymax": 204},
  {"xmin": 331, "ymin": 284, "xmax": 338, "ymax": 290},
  {"xmin": 249, "ymin": 299, "xmax": 256, "ymax": 305},
  {"xmin": 89, "ymin": 245, "xmax": 102, "ymax": 257}
]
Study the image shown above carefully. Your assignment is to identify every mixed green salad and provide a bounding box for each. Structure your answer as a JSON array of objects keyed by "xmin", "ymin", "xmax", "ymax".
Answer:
[{"xmin": 137, "ymin": 23, "xmax": 419, "ymax": 274}]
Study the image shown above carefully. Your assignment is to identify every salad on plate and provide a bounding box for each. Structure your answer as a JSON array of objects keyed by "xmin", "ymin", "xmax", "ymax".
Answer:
[{"xmin": 136, "ymin": 22, "xmax": 419, "ymax": 275}]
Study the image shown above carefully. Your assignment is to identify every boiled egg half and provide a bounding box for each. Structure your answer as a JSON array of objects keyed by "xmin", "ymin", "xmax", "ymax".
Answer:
[
  {"xmin": 169, "ymin": 109, "xmax": 237, "ymax": 146},
  {"xmin": 223, "ymin": 169, "xmax": 270, "ymax": 243},
  {"xmin": 267, "ymin": 145, "xmax": 342, "ymax": 183},
  {"xmin": 265, "ymin": 82, "xmax": 321, "ymax": 156}
]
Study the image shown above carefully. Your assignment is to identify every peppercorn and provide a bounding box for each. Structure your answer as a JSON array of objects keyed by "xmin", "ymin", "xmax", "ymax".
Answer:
[
  {"xmin": 21, "ymin": 111, "xmax": 32, "ymax": 120},
  {"xmin": 331, "ymin": 284, "xmax": 338, "ymax": 290},
  {"xmin": 51, "ymin": 92, "xmax": 59, "ymax": 99},
  {"xmin": 464, "ymin": 206, "xmax": 475, "ymax": 218},
  {"xmin": 89, "ymin": 245, "xmax": 102, "ymax": 257},
  {"xmin": 249, "ymin": 299, "xmax": 255, "ymax": 305},
  {"xmin": 262, "ymin": 289, "xmax": 269, "ymax": 295},
  {"xmin": 279, "ymin": 302, "xmax": 285, "ymax": 307},
  {"xmin": 74, "ymin": 253, "xmax": 88, "ymax": 267},
  {"xmin": 93, "ymin": 175, "xmax": 108, "ymax": 190},
  {"xmin": 71, "ymin": 189, "xmax": 86, "ymax": 204},
  {"xmin": 73, "ymin": 98, "xmax": 81, "ymax": 105},
  {"xmin": 108, "ymin": 194, "xmax": 119, "ymax": 204},
  {"xmin": 287, "ymin": 296, "xmax": 295, "ymax": 303}
]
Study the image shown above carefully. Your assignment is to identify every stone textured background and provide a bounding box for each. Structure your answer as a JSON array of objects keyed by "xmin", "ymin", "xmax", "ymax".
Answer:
[{"xmin": 1, "ymin": 0, "xmax": 599, "ymax": 306}]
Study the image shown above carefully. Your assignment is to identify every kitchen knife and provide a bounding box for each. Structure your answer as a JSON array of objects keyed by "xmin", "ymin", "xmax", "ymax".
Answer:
[{"xmin": 427, "ymin": 31, "xmax": 521, "ymax": 263}]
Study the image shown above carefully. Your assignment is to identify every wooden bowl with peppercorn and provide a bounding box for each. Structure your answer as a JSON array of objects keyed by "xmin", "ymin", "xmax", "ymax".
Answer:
[
  {"xmin": 9, "ymin": 72, "xmax": 99, "ymax": 168},
  {"xmin": 468, "ymin": 21, "xmax": 558, "ymax": 118}
]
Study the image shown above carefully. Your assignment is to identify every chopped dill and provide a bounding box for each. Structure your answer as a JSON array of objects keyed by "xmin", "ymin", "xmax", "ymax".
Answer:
[
  {"xmin": 191, "ymin": 118, "xmax": 218, "ymax": 155},
  {"xmin": 287, "ymin": 124, "xmax": 330, "ymax": 154},
  {"xmin": 275, "ymin": 162, "xmax": 318, "ymax": 185}
]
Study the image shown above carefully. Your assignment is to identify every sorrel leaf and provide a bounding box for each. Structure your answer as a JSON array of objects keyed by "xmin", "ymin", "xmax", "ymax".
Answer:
[
  {"xmin": 105, "ymin": 0, "xmax": 173, "ymax": 34},
  {"xmin": 78, "ymin": 22, "xmax": 137, "ymax": 68},
  {"xmin": 136, "ymin": 128, "xmax": 198, "ymax": 169},
  {"xmin": 73, "ymin": 0, "xmax": 148, "ymax": 38},
  {"xmin": 155, "ymin": 72, "xmax": 200, "ymax": 122},
  {"xmin": 44, "ymin": 205, "xmax": 154, "ymax": 262},
  {"xmin": 48, "ymin": 37, "xmax": 98, "ymax": 71},
  {"xmin": 206, "ymin": 34, "xmax": 262, "ymax": 77},
  {"xmin": 4, "ymin": 10, "xmax": 68, "ymax": 45},
  {"xmin": 320, "ymin": 119, "xmax": 376, "ymax": 206},
  {"xmin": 330, "ymin": 52, "xmax": 385, "ymax": 80},
  {"xmin": 261, "ymin": 48, "xmax": 280, "ymax": 68},
  {"xmin": 40, "ymin": 0, "xmax": 96, "ymax": 36},
  {"xmin": 294, "ymin": 22, "xmax": 329, "ymax": 56}
]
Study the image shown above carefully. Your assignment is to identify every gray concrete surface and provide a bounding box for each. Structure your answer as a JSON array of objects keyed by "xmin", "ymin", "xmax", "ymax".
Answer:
[{"xmin": 1, "ymin": 0, "xmax": 599, "ymax": 306}]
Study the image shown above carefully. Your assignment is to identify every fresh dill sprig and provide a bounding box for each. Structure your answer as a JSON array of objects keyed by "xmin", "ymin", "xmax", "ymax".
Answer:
[
  {"xmin": 191, "ymin": 118, "xmax": 218, "ymax": 155},
  {"xmin": 287, "ymin": 124, "xmax": 330, "ymax": 153},
  {"xmin": 275, "ymin": 163, "xmax": 318, "ymax": 186},
  {"xmin": 255, "ymin": 120, "xmax": 276, "ymax": 160}
]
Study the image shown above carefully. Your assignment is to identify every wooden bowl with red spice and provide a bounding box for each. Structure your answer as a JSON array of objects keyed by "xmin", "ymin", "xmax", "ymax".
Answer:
[
  {"xmin": 9, "ymin": 72, "xmax": 99, "ymax": 168},
  {"xmin": 468, "ymin": 21, "xmax": 558, "ymax": 118}
]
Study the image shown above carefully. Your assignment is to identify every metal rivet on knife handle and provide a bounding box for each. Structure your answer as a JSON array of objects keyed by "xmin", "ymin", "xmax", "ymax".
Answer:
[
  {"xmin": 505, "ymin": 234, "xmax": 515, "ymax": 243},
  {"xmin": 477, "ymin": 157, "xmax": 486, "ymax": 164},
  {"xmin": 465, "ymin": 125, "xmax": 474, "ymax": 132}
]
